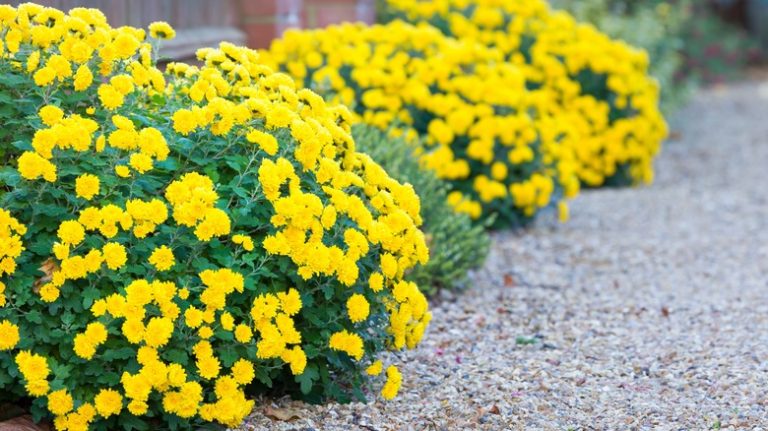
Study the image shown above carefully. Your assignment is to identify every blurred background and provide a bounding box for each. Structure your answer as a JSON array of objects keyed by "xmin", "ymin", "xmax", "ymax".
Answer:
[
  {"xmin": 12, "ymin": 0, "xmax": 766, "ymax": 112},
  {"xmin": 0, "ymin": 1, "xmax": 378, "ymax": 60},
  {"xmin": 547, "ymin": 0, "xmax": 766, "ymax": 112}
]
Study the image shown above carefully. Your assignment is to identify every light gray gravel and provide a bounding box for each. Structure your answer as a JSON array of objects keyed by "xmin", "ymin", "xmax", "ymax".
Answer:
[{"xmin": 241, "ymin": 82, "xmax": 768, "ymax": 430}]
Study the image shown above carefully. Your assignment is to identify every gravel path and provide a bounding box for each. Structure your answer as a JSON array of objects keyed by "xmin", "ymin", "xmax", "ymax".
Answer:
[{"xmin": 242, "ymin": 82, "xmax": 768, "ymax": 430}]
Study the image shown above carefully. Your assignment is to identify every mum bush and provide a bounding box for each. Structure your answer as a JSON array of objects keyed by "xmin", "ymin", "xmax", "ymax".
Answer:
[
  {"xmin": 550, "ymin": 0, "xmax": 695, "ymax": 113},
  {"xmin": 259, "ymin": 21, "xmax": 580, "ymax": 228},
  {"xmin": 383, "ymin": 0, "xmax": 669, "ymax": 187},
  {"xmin": 352, "ymin": 125, "xmax": 489, "ymax": 294},
  {"xmin": 0, "ymin": 3, "xmax": 431, "ymax": 430}
]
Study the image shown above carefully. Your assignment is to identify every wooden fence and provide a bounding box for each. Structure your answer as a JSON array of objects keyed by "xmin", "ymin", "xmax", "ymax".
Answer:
[
  {"xmin": 4, "ymin": 0, "xmax": 244, "ymax": 59},
  {"xmin": 4, "ymin": 0, "xmax": 376, "ymax": 53}
]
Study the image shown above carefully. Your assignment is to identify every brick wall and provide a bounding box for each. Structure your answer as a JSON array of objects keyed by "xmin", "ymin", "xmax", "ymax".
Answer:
[
  {"xmin": 239, "ymin": 0, "xmax": 376, "ymax": 49},
  {"xmin": 303, "ymin": 0, "xmax": 376, "ymax": 28}
]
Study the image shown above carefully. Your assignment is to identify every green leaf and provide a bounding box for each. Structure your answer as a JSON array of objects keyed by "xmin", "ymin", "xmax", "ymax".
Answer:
[
  {"xmin": 295, "ymin": 363, "xmax": 319, "ymax": 395},
  {"xmin": 51, "ymin": 363, "xmax": 72, "ymax": 381},
  {"xmin": 27, "ymin": 237, "xmax": 53, "ymax": 256},
  {"xmin": 155, "ymin": 157, "xmax": 179, "ymax": 171},
  {"xmin": 163, "ymin": 349, "xmax": 189, "ymax": 366},
  {"xmin": 60, "ymin": 312, "xmax": 75, "ymax": 326},
  {"xmin": 321, "ymin": 284, "xmax": 334, "ymax": 300},
  {"xmin": 101, "ymin": 347, "xmax": 135, "ymax": 361},
  {"xmin": 303, "ymin": 344, "xmax": 320, "ymax": 359},
  {"xmin": 96, "ymin": 371, "xmax": 120, "ymax": 386},
  {"xmin": 0, "ymin": 167, "xmax": 20, "ymax": 187},
  {"xmin": 203, "ymin": 165, "xmax": 220, "ymax": 183},
  {"xmin": 255, "ymin": 367, "xmax": 273, "ymax": 388},
  {"xmin": 119, "ymin": 414, "xmax": 149, "ymax": 431},
  {"xmin": 81, "ymin": 286, "xmax": 100, "ymax": 309},
  {"xmin": 218, "ymin": 347, "xmax": 238, "ymax": 367},
  {"xmin": 25, "ymin": 310, "xmax": 42, "ymax": 324},
  {"xmin": 0, "ymin": 72, "xmax": 27, "ymax": 86}
]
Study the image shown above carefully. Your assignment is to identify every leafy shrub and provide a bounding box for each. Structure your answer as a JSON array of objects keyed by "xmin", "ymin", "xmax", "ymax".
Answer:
[
  {"xmin": 0, "ymin": 3, "xmax": 431, "ymax": 430},
  {"xmin": 549, "ymin": 1, "xmax": 760, "ymax": 107},
  {"xmin": 383, "ymin": 0, "xmax": 669, "ymax": 187},
  {"xmin": 352, "ymin": 125, "xmax": 489, "ymax": 295},
  {"xmin": 259, "ymin": 21, "xmax": 580, "ymax": 228},
  {"xmin": 680, "ymin": 2, "xmax": 760, "ymax": 85}
]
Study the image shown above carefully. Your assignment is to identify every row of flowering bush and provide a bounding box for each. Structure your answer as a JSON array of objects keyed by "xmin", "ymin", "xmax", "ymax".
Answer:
[
  {"xmin": 0, "ymin": 3, "xmax": 431, "ymax": 430},
  {"xmin": 260, "ymin": 21, "xmax": 580, "ymax": 228},
  {"xmin": 259, "ymin": 3, "xmax": 668, "ymax": 227},
  {"xmin": 0, "ymin": 1, "xmax": 668, "ymax": 430}
]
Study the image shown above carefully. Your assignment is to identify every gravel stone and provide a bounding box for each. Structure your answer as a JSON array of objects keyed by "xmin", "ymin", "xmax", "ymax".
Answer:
[{"xmin": 241, "ymin": 82, "xmax": 768, "ymax": 430}]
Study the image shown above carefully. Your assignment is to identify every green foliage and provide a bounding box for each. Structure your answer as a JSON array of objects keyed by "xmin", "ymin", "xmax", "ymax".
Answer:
[
  {"xmin": 352, "ymin": 125, "xmax": 490, "ymax": 295},
  {"xmin": 680, "ymin": 3, "xmax": 760, "ymax": 85},
  {"xmin": 550, "ymin": 0, "xmax": 761, "ymax": 111}
]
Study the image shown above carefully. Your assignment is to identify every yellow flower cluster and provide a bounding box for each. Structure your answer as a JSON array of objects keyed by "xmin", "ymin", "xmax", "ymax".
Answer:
[
  {"xmin": 260, "ymin": 22, "xmax": 580, "ymax": 224},
  {"xmin": 21, "ymin": 106, "xmax": 171, "ymax": 184},
  {"xmin": 232, "ymin": 234, "xmax": 255, "ymax": 251},
  {"xmin": 148, "ymin": 245, "xmax": 175, "ymax": 271},
  {"xmin": 0, "ymin": 2, "xmax": 165, "ymax": 106},
  {"xmin": 149, "ymin": 21, "xmax": 175, "ymax": 40},
  {"xmin": 15, "ymin": 351, "xmax": 50, "ymax": 396},
  {"xmin": 73, "ymin": 322, "xmax": 108, "ymax": 360},
  {"xmin": 74, "ymin": 174, "xmax": 100, "ymax": 200},
  {"xmin": 0, "ymin": 320, "xmax": 19, "ymax": 350},
  {"xmin": 163, "ymin": 42, "xmax": 432, "ymax": 397},
  {"xmin": 0, "ymin": 210, "xmax": 26, "ymax": 279},
  {"xmin": 165, "ymin": 173, "xmax": 231, "ymax": 241},
  {"xmin": 385, "ymin": 0, "xmax": 668, "ymax": 186},
  {"xmin": 346, "ymin": 294, "xmax": 370, "ymax": 323},
  {"xmin": 82, "ymin": 269, "xmax": 277, "ymax": 428},
  {"xmin": 42, "ymin": 197, "xmax": 182, "ymax": 302},
  {"xmin": 0, "ymin": 4, "xmax": 432, "ymax": 428},
  {"xmin": 381, "ymin": 365, "xmax": 402, "ymax": 400}
]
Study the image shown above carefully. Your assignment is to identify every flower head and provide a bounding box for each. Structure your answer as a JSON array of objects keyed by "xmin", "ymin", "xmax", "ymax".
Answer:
[
  {"xmin": 148, "ymin": 245, "xmax": 175, "ymax": 271},
  {"xmin": 75, "ymin": 174, "xmax": 100, "ymax": 200}
]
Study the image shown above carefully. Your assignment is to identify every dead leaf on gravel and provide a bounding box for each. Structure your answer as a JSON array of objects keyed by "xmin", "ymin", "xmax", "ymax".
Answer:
[
  {"xmin": 488, "ymin": 405, "xmax": 500, "ymax": 415},
  {"xmin": 0, "ymin": 405, "xmax": 25, "ymax": 423},
  {"xmin": 661, "ymin": 306, "xmax": 670, "ymax": 318},
  {"xmin": 264, "ymin": 406, "xmax": 302, "ymax": 422},
  {"xmin": 0, "ymin": 416, "xmax": 50, "ymax": 431},
  {"xmin": 503, "ymin": 274, "xmax": 515, "ymax": 287},
  {"xmin": 668, "ymin": 131, "xmax": 682, "ymax": 141}
]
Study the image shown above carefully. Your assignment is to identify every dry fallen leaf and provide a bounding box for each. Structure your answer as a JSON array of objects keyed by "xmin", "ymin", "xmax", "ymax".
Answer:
[
  {"xmin": 488, "ymin": 404, "xmax": 500, "ymax": 415},
  {"xmin": 0, "ymin": 405, "xmax": 25, "ymax": 423},
  {"xmin": 0, "ymin": 416, "xmax": 50, "ymax": 431},
  {"xmin": 503, "ymin": 274, "xmax": 515, "ymax": 287},
  {"xmin": 264, "ymin": 405, "xmax": 302, "ymax": 422},
  {"xmin": 33, "ymin": 258, "xmax": 58, "ymax": 293}
]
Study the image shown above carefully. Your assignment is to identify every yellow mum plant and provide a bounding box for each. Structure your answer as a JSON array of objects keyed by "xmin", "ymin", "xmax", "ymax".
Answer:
[
  {"xmin": 0, "ymin": 3, "xmax": 430, "ymax": 430},
  {"xmin": 259, "ymin": 21, "xmax": 580, "ymax": 227},
  {"xmin": 384, "ymin": 0, "xmax": 668, "ymax": 187}
]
